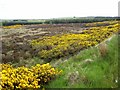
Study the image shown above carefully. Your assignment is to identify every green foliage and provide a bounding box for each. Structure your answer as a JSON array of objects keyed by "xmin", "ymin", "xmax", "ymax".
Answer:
[
  {"xmin": 2, "ymin": 20, "xmax": 43, "ymax": 26},
  {"xmin": 2, "ymin": 17, "xmax": 119, "ymax": 26},
  {"xmin": 45, "ymin": 35, "xmax": 118, "ymax": 88},
  {"xmin": 44, "ymin": 17, "xmax": 119, "ymax": 24}
]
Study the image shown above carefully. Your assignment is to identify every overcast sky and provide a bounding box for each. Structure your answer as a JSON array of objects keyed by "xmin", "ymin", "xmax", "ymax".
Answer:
[{"xmin": 0, "ymin": 0, "xmax": 119, "ymax": 19}]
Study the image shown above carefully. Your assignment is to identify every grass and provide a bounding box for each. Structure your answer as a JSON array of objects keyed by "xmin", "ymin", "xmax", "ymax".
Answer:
[
  {"xmin": 10, "ymin": 57, "xmax": 45, "ymax": 68},
  {"xmin": 10, "ymin": 34, "xmax": 118, "ymax": 88},
  {"xmin": 45, "ymin": 34, "xmax": 118, "ymax": 88}
]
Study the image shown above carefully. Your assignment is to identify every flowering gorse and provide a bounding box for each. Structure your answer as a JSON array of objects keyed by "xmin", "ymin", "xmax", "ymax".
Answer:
[
  {"xmin": 30, "ymin": 23, "xmax": 118, "ymax": 60},
  {"xmin": 3, "ymin": 25, "xmax": 22, "ymax": 29},
  {"xmin": 0, "ymin": 63, "xmax": 62, "ymax": 89}
]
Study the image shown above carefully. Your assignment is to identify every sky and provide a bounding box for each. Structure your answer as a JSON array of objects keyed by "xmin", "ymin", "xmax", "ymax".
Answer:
[{"xmin": 0, "ymin": 0, "xmax": 119, "ymax": 19}]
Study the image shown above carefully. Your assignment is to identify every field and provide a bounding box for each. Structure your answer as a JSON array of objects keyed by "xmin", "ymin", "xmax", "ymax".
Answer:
[{"xmin": 0, "ymin": 19, "xmax": 119, "ymax": 89}]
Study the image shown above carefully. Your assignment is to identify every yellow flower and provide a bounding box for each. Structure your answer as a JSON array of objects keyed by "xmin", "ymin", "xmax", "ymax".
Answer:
[{"xmin": 0, "ymin": 63, "xmax": 62, "ymax": 89}]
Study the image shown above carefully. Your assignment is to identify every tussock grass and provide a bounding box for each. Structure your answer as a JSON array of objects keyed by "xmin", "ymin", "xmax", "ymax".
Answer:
[{"xmin": 45, "ymin": 34, "xmax": 118, "ymax": 88}]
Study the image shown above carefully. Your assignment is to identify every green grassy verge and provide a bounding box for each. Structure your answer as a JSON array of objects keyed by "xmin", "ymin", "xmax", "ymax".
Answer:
[
  {"xmin": 10, "ymin": 34, "xmax": 118, "ymax": 88},
  {"xmin": 45, "ymin": 34, "xmax": 118, "ymax": 88}
]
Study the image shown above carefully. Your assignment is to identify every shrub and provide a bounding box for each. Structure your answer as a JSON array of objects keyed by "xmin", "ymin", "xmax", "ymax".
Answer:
[
  {"xmin": 30, "ymin": 23, "xmax": 118, "ymax": 60},
  {"xmin": 3, "ymin": 25, "xmax": 22, "ymax": 29},
  {"xmin": 0, "ymin": 63, "xmax": 62, "ymax": 89}
]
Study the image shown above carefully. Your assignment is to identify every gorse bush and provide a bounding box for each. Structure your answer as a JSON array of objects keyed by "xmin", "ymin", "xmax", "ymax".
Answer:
[
  {"xmin": 0, "ymin": 63, "xmax": 62, "ymax": 89},
  {"xmin": 85, "ymin": 21, "xmax": 118, "ymax": 27},
  {"xmin": 3, "ymin": 25, "xmax": 22, "ymax": 29},
  {"xmin": 30, "ymin": 24, "xmax": 118, "ymax": 61}
]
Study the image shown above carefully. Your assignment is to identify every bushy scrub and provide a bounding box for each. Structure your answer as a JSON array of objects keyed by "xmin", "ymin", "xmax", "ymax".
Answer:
[
  {"xmin": 0, "ymin": 63, "xmax": 62, "ymax": 89},
  {"xmin": 30, "ymin": 24, "xmax": 118, "ymax": 60},
  {"xmin": 3, "ymin": 25, "xmax": 22, "ymax": 29}
]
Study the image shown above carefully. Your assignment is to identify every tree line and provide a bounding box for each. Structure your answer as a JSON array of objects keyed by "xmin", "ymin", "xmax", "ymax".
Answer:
[{"xmin": 2, "ymin": 17, "xmax": 120, "ymax": 26}]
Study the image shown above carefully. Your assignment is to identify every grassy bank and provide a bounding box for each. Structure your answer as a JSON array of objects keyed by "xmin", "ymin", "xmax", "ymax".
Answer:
[{"xmin": 45, "ymin": 34, "xmax": 118, "ymax": 88}]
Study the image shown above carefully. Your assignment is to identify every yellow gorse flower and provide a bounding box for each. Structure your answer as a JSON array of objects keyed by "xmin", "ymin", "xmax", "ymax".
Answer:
[
  {"xmin": 0, "ymin": 63, "xmax": 62, "ymax": 89},
  {"xmin": 3, "ymin": 25, "xmax": 22, "ymax": 29},
  {"xmin": 30, "ymin": 23, "xmax": 118, "ymax": 60}
]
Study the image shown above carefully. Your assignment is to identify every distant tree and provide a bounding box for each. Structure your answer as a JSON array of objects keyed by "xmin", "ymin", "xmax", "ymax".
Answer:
[{"xmin": 73, "ymin": 16, "xmax": 76, "ymax": 18}]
